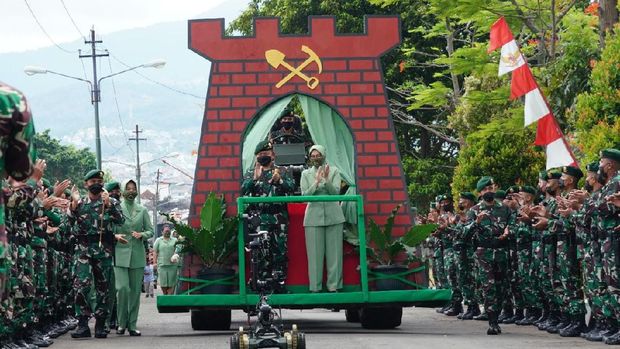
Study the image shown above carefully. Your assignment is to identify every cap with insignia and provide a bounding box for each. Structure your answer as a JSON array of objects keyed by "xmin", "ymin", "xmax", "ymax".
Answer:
[
  {"xmin": 546, "ymin": 170, "xmax": 562, "ymax": 180},
  {"xmin": 476, "ymin": 176, "xmax": 495, "ymax": 192},
  {"xmin": 41, "ymin": 178, "xmax": 51, "ymax": 189},
  {"xmin": 495, "ymin": 190, "xmax": 507, "ymax": 200},
  {"xmin": 507, "ymin": 185, "xmax": 520, "ymax": 194},
  {"xmin": 278, "ymin": 107, "xmax": 294, "ymax": 119},
  {"xmin": 521, "ymin": 186, "xmax": 537, "ymax": 195},
  {"xmin": 539, "ymin": 170, "xmax": 549, "ymax": 181},
  {"xmin": 254, "ymin": 140, "xmax": 273, "ymax": 155},
  {"xmin": 561, "ymin": 165, "xmax": 584, "ymax": 180},
  {"xmin": 105, "ymin": 181, "xmax": 120, "ymax": 192},
  {"xmin": 600, "ymin": 148, "xmax": 620, "ymax": 163},
  {"xmin": 460, "ymin": 192, "xmax": 476, "ymax": 202},
  {"xmin": 586, "ymin": 161, "xmax": 599, "ymax": 173},
  {"xmin": 84, "ymin": 169, "xmax": 104, "ymax": 181}
]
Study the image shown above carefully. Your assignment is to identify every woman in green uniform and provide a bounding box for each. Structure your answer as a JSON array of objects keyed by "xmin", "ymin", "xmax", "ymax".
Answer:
[
  {"xmin": 301, "ymin": 145, "xmax": 345, "ymax": 292},
  {"xmin": 153, "ymin": 225, "xmax": 179, "ymax": 295},
  {"xmin": 114, "ymin": 179, "xmax": 153, "ymax": 336}
]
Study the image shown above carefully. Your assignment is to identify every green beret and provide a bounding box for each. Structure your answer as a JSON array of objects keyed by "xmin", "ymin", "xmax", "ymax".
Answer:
[
  {"xmin": 430, "ymin": 202, "xmax": 437, "ymax": 209},
  {"xmin": 436, "ymin": 194, "xmax": 450, "ymax": 202},
  {"xmin": 600, "ymin": 148, "xmax": 620, "ymax": 163},
  {"xmin": 63, "ymin": 188, "xmax": 71, "ymax": 197},
  {"xmin": 84, "ymin": 169, "xmax": 104, "ymax": 181},
  {"xmin": 460, "ymin": 192, "xmax": 476, "ymax": 202},
  {"xmin": 507, "ymin": 185, "xmax": 520, "ymax": 194},
  {"xmin": 278, "ymin": 107, "xmax": 294, "ymax": 119},
  {"xmin": 254, "ymin": 140, "xmax": 273, "ymax": 155},
  {"xmin": 521, "ymin": 186, "xmax": 536, "ymax": 195},
  {"xmin": 539, "ymin": 170, "xmax": 549, "ymax": 181},
  {"xmin": 476, "ymin": 176, "xmax": 495, "ymax": 192},
  {"xmin": 494, "ymin": 190, "xmax": 507, "ymax": 200},
  {"xmin": 105, "ymin": 181, "xmax": 120, "ymax": 192},
  {"xmin": 561, "ymin": 165, "xmax": 584, "ymax": 180},
  {"xmin": 41, "ymin": 178, "xmax": 51, "ymax": 189},
  {"xmin": 586, "ymin": 161, "xmax": 599, "ymax": 173},
  {"xmin": 546, "ymin": 170, "xmax": 562, "ymax": 180}
]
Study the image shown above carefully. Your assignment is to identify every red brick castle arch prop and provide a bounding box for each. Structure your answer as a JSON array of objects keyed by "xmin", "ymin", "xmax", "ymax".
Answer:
[{"xmin": 189, "ymin": 16, "xmax": 412, "ymax": 233}]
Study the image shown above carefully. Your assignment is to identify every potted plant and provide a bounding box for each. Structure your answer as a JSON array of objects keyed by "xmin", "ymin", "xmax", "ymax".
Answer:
[
  {"xmin": 162, "ymin": 192, "xmax": 239, "ymax": 294},
  {"xmin": 364, "ymin": 204, "xmax": 438, "ymax": 291}
]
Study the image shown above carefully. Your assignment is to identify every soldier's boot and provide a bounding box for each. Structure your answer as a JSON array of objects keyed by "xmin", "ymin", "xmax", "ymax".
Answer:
[
  {"xmin": 486, "ymin": 312, "xmax": 501, "ymax": 335},
  {"xmin": 94, "ymin": 318, "xmax": 107, "ymax": 339},
  {"xmin": 498, "ymin": 306, "xmax": 513, "ymax": 323},
  {"xmin": 516, "ymin": 308, "xmax": 536, "ymax": 325},
  {"xmin": 441, "ymin": 305, "xmax": 454, "ymax": 316},
  {"xmin": 461, "ymin": 303, "xmax": 479, "ymax": 320},
  {"xmin": 70, "ymin": 317, "xmax": 91, "ymax": 339},
  {"xmin": 534, "ymin": 308, "xmax": 548, "ymax": 326},
  {"xmin": 559, "ymin": 314, "xmax": 586, "ymax": 337},
  {"xmin": 444, "ymin": 302, "xmax": 462, "ymax": 316},
  {"xmin": 587, "ymin": 319, "xmax": 611, "ymax": 342},
  {"xmin": 604, "ymin": 330, "xmax": 620, "ymax": 345},
  {"xmin": 13, "ymin": 340, "xmax": 37, "ymax": 349},
  {"xmin": 504, "ymin": 308, "xmax": 523, "ymax": 324},
  {"xmin": 435, "ymin": 304, "xmax": 450, "ymax": 314},
  {"xmin": 538, "ymin": 310, "xmax": 559, "ymax": 330},
  {"xmin": 582, "ymin": 318, "xmax": 600, "ymax": 339},
  {"xmin": 548, "ymin": 312, "xmax": 571, "ymax": 334},
  {"xmin": 601, "ymin": 323, "xmax": 619, "ymax": 343},
  {"xmin": 473, "ymin": 311, "xmax": 488, "ymax": 321},
  {"xmin": 25, "ymin": 330, "xmax": 52, "ymax": 348}
]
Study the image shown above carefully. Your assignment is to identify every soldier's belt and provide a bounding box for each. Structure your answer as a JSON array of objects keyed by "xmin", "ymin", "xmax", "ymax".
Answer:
[
  {"xmin": 517, "ymin": 243, "xmax": 532, "ymax": 251},
  {"xmin": 542, "ymin": 236, "xmax": 556, "ymax": 244},
  {"xmin": 477, "ymin": 240, "xmax": 507, "ymax": 248}
]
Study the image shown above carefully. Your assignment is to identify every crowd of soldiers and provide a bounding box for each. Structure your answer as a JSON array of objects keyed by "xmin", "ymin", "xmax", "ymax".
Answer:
[
  {"xmin": 0, "ymin": 83, "xmax": 142, "ymax": 349},
  {"xmin": 426, "ymin": 148, "xmax": 620, "ymax": 344}
]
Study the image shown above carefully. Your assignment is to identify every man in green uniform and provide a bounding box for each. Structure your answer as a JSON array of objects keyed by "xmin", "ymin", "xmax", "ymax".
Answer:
[
  {"xmin": 454, "ymin": 192, "xmax": 480, "ymax": 319},
  {"xmin": 70, "ymin": 169, "xmax": 125, "ymax": 339},
  {"xmin": 114, "ymin": 179, "xmax": 153, "ymax": 336},
  {"xmin": 594, "ymin": 149, "xmax": 620, "ymax": 345},
  {"xmin": 468, "ymin": 176, "xmax": 511, "ymax": 335},
  {"xmin": 241, "ymin": 141, "xmax": 295, "ymax": 292}
]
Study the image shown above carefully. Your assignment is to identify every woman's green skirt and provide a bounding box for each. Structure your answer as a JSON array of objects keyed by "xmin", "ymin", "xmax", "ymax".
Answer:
[{"xmin": 158, "ymin": 265, "xmax": 178, "ymax": 288}]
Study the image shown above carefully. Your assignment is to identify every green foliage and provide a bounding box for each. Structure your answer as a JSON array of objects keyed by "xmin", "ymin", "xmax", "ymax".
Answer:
[
  {"xmin": 452, "ymin": 113, "xmax": 546, "ymax": 195},
  {"xmin": 34, "ymin": 130, "xmax": 97, "ymax": 187},
  {"xmin": 365, "ymin": 204, "xmax": 438, "ymax": 265},
  {"xmin": 571, "ymin": 28, "xmax": 620, "ymax": 162},
  {"xmin": 402, "ymin": 156, "xmax": 453, "ymax": 213},
  {"xmin": 162, "ymin": 193, "xmax": 239, "ymax": 268}
]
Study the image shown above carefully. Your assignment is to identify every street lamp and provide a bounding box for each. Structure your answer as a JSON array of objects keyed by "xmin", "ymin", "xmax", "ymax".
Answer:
[{"xmin": 24, "ymin": 59, "xmax": 166, "ymax": 169}]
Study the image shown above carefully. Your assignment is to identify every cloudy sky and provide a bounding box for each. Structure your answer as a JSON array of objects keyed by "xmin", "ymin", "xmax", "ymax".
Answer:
[{"xmin": 1, "ymin": 0, "xmax": 228, "ymax": 53}]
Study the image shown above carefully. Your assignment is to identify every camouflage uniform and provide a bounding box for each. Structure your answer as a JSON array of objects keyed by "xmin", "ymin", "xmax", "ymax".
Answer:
[
  {"xmin": 538, "ymin": 196, "xmax": 562, "ymax": 329},
  {"xmin": 71, "ymin": 196, "xmax": 124, "ymax": 320},
  {"xmin": 241, "ymin": 165, "xmax": 294, "ymax": 287},
  {"xmin": 454, "ymin": 210, "xmax": 478, "ymax": 313},
  {"xmin": 513, "ymin": 212, "xmax": 537, "ymax": 313},
  {"xmin": 597, "ymin": 175, "xmax": 620, "ymax": 326}
]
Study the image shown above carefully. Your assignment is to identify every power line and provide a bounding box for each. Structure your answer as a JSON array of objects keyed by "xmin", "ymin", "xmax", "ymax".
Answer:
[
  {"xmin": 58, "ymin": 0, "xmax": 84, "ymax": 38},
  {"xmin": 105, "ymin": 56, "xmax": 135, "ymax": 155},
  {"xmin": 23, "ymin": 0, "xmax": 76, "ymax": 54},
  {"xmin": 110, "ymin": 54, "xmax": 204, "ymax": 100}
]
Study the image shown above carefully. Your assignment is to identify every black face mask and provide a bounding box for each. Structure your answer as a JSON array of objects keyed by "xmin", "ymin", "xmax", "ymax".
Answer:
[
  {"xmin": 546, "ymin": 187, "xmax": 556, "ymax": 196},
  {"xmin": 110, "ymin": 193, "xmax": 121, "ymax": 200},
  {"xmin": 281, "ymin": 121, "xmax": 294, "ymax": 129},
  {"xmin": 584, "ymin": 182, "xmax": 593, "ymax": 193},
  {"xmin": 457, "ymin": 204, "xmax": 465, "ymax": 211},
  {"xmin": 482, "ymin": 192, "xmax": 495, "ymax": 203},
  {"xmin": 558, "ymin": 179, "xmax": 566, "ymax": 190},
  {"xmin": 257, "ymin": 155, "xmax": 272, "ymax": 166},
  {"xmin": 597, "ymin": 168, "xmax": 608, "ymax": 185},
  {"xmin": 88, "ymin": 183, "xmax": 104, "ymax": 195},
  {"xmin": 442, "ymin": 203, "xmax": 454, "ymax": 212}
]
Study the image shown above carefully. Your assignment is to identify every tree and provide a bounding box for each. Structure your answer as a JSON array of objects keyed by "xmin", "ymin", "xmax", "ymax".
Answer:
[{"xmin": 34, "ymin": 130, "xmax": 97, "ymax": 187}]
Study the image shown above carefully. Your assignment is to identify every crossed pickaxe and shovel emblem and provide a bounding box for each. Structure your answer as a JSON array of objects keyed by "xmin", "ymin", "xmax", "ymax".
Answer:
[{"xmin": 265, "ymin": 45, "xmax": 322, "ymax": 90}]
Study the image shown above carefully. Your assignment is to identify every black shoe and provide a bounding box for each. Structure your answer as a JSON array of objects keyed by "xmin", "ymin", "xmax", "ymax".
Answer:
[
  {"xmin": 487, "ymin": 311, "xmax": 501, "ymax": 335},
  {"xmin": 559, "ymin": 316, "xmax": 586, "ymax": 337},
  {"xmin": 547, "ymin": 313, "xmax": 570, "ymax": 334},
  {"xmin": 444, "ymin": 303, "xmax": 463, "ymax": 316},
  {"xmin": 116, "ymin": 328, "xmax": 126, "ymax": 335},
  {"xmin": 538, "ymin": 312, "xmax": 559, "ymax": 331},
  {"xmin": 605, "ymin": 331, "xmax": 620, "ymax": 345},
  {"xmin": 26, "ymin": 334, "xmax": 52, "ymax": 347},
  {"xmin": 586, "ymin": 320, "xmax": 610, "ymax": 342},
  {"xmin": 602, "ymin": 328, "xmax": 619, "ymax": 343},
  {"xmin": 129, "ymin": 330, "xmax": 141, "ymax": 337},
  {"xmin": 516, "ymin": 308, "xmax": 536, "ymax": 326},
  {"xmin": 14, "ymin": 340, "xmax": 38, "ymax": 349},
  {"xmin": 71, "ymin": 317, "xmax": 91, "ymax": 339},
  {"xmin": 534, "ymin": 310, "xmax": 548, "ymax": 326},
  {"xmin": 498, "ymin": 307, "xmax": 513, "ymax": 323},
  {"xmin": 487, "ymin": 326, "xmax": 499, "ymax": 335},
  {"xmin": 473, "ymin": 312, "xmax": 488, "ymax": 321}
]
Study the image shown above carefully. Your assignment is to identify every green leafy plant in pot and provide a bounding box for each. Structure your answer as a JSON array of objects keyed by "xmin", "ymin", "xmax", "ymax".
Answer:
[
  {"xmin": 365, "ymin": 204, "xmax": 438, "ymax": 290},
  {"xmin": 162, "ymin": 192, "xmax": 239, "ymax": 294}
]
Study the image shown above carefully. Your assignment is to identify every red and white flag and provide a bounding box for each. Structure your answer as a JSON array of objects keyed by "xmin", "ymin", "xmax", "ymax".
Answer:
[{"xmin": 488, "ymin": 17, "xmax": 577, "ymax": 169}]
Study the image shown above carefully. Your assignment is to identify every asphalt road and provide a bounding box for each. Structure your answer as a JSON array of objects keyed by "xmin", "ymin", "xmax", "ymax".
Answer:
[{"xmin": 52, "ymin": 292, "xmax": 603, "ymax": 348}]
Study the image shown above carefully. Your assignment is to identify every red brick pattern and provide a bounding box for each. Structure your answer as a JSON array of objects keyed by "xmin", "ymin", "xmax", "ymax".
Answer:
[{"xmin": 188, "ymin": 16, "xmax": 411, "ymax": 236}]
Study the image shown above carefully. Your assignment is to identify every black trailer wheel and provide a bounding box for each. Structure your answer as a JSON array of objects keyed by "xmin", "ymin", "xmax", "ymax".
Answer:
[
  {"xmin": 191, "ymin": 309, "xmax": 232, "ymax": 330},
  {"xmin": 230, "ymin": 333, "xmax": 240, "ymax": 349},
  {"xmin": 345, "ymin": 308, "xmax": 361, "ymax": 322},
  {"xmin": 295, "ymin": 332, "xmax": 306, "ymax": 349},
  {"xmin": 360, "ymin": 306, "xmax": 402, "ymax": 329}
]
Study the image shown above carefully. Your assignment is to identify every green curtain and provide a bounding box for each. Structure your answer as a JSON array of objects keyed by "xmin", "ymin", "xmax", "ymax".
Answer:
[
  {"xmin": 298, "ymin": 95, "xmax": 357, "ymax": 224},
  {"xmin": 242, "ymin": 95, "xmax": 294, "ymax": 173}
]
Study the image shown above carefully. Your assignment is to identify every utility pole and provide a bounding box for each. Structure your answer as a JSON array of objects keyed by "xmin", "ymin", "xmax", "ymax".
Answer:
[
  {"xmin": 79, "ymin": 27, "xmax": 108, "ymax": 169},
  {"xmin": 129, "ymin": 124, "xmax": 147, "ymax": 203},
  {"xmin": 154, "ymin": 169, "xmax": 161, "ymax": 238}
]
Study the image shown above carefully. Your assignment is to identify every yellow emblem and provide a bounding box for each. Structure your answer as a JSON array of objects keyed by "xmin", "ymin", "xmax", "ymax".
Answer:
[
  {"xmin": 265, "ymin": 45, "xmax": 322, "ymax": 90},
  {"xmin": 500, "ymin": 51, "xmax": 522, "ymax": 67}
]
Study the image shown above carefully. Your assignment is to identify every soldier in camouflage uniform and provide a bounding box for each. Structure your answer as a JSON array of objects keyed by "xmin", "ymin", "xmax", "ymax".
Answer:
[
  {"xmin": 468, "ymin": 176, "xmax": 511, "ymax": 335},
  {"xmin": 0, "ymin": 83, "xmax": 34, "ymax": 348},
  {"xmin": 546, "ymin": 166, "xmax": 587, "ymax": 336},
  {"xmin": 269, "ymin": 108, "xmax": 307, "ymax": 146},
  {"xmin": 499, "ymin": 188, "xmax": 522, "ymax": 324},
  {"xmin": 453, "ymin": 192, "xmax": 480, "ymax": 320},
  {"xmin": 70, "ymin": 169, "xmax": 125, "ymax": 339},
  {"xmin": 593, "ymin": 149, "xmax": 620, "ymax": 345},
  {"xmin": 241, "ymin": 140, "xmax": 295, "ymax": 292},
  {"xmin": 436, "ymin": 195, "xmax": 461, "ymax": 316}
]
